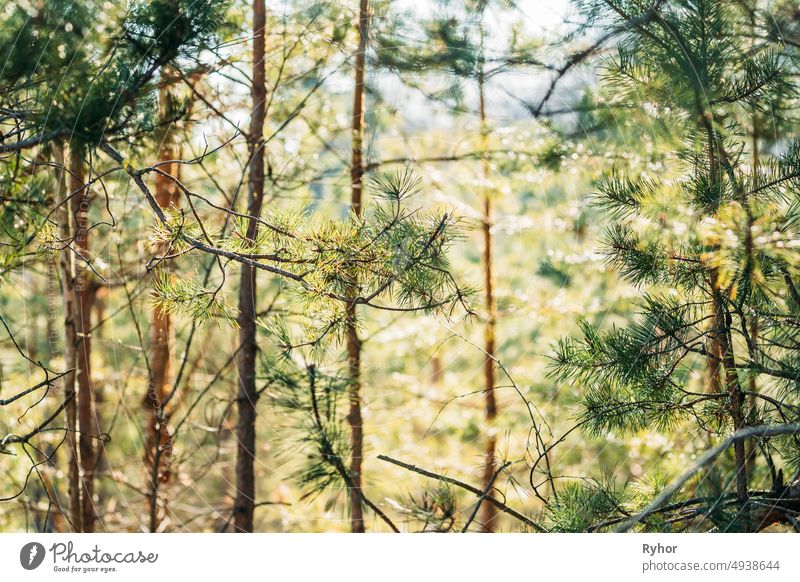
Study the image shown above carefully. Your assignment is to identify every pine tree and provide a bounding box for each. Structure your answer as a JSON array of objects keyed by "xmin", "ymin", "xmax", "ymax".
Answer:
[
  {"xmin": 145, "ymin": 66, "xmax": 201, "ymax": 531},
  {"xmin": 346, "ymin": 0, "xmax": 371, "ymax": 534},
  {"xmin": 373, "ymin": 0, "xmax": 545, "ymax": 531},
  {"xmin": 0, "ymin": 0, "xmax": 227, "ymax": 532},
  {"xmin": 264, "ymin": 168, "xmax": 469, "ymax": 532},
  {"xmin": 551, "ymin": 0, "xmax": 800, "ymax": 532},
  {"xmin": 232, "ymin": 0, "xmax": 267, "ymax": 534}
]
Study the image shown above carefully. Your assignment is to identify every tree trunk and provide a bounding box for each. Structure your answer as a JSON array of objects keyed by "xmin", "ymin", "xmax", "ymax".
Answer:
[
  {"xmin": 713, "ymin": 290, "xmax": 749, "ymax": 531},
  {"xmin": 478, "ymin": 43, "xmax": 499, "ymax": 533},
  {"xmin": 347, "ymin": 0, "xmax": 370, "ymax": 534},
  {"xmin": 706, "ymin": 117, "xmax": 750, "ymax": 530},
  {"xmin": 44, "ymin": 238, "xmax": 65, "ymax": 532},
  {"xmin": 145, "ymin": 72, "xmax": 183, "ymax": 531},
  {"xmin": 232, "ymin": 0, "xmax": 267, "ymax": 533},
  {"xmin": 55, "ymin": 143, "xmax": 82, "ymax": 532},
  {"xmin": 70, "ymin": 145, "xmax": 98, "ymax": 532},
  {"xmin": 706, "ymin": 321, "xmax": 723, "ymax": 394}
]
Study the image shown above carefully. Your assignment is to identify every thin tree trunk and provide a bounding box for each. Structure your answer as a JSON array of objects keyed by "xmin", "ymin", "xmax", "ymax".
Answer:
[
  {"xmin": 232, "ymin": 0, "xmax": 267, "ymax": 533},
  {"xmin": 145, "ymin": 72, "xmax": 183, "ymax": 531},
  {"xmin": 347, "ymin": 0, "xmax": 370, "ymax": 534},
  {"xmin": 39, "ymin": 158, "xmax": 67, "ymax": 533},
  {"xmin": 705, "ymin": 120, "xmax": 723, "ymax": 399},
  {"xmin": 56, "ymin": 143, "xmax": 82, "ymax": 532},
  {"xmin": 44, "ymin": 244, "xmax": 65, "ymax": 532},
  {"xmin": 706, "ymin": 324, "xmax": 723, "ymax": 394},
  {"xmin": 713, "ymin": 290, "xmax": 749, "ymax": 531},
  {"xmin": 478, "ymin": 39, "xmax": 499, "ymax": 533},
  {"xmin": 70, "ymin": 145, "xmax": 98, "ymax": 532},
  {"xmin": 47, "ymin": 257, "xmax": 59, "ymax": 361},
  {"xmin": 705, "ymin": 115, "xmax": 749, "ymax": 529}
]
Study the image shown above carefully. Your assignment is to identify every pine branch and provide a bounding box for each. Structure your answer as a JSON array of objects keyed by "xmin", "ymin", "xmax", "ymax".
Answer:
[
  {"xmin": 377, "ymin": 454, "xmax": 545, "ymax": 531},
  {"xmin": 616, "ymin": 423, "xmax": 800, "ymax": 532}
]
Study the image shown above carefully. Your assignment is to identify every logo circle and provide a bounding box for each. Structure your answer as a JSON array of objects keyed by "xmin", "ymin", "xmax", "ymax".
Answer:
[{"xmin": 19, "ymin": 542, "xmax": 45, "ymax": 570}]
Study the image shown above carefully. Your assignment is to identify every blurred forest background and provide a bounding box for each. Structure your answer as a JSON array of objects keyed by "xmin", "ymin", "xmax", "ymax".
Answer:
[{"xmin": 2, "ymin": 0, "xmax": 800, "ymax": 533}]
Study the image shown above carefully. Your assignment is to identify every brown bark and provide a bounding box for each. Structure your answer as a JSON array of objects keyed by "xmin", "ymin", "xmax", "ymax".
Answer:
[
  {"xmin": 145, "ymin": 73, "xmax": 183, "ymax": 531},
  {"xmin": 346, "ymin": 0, "xmax": 370, "ymax": 534},
  {"xmin": 713, "ymin": 290, "xmax": 749, "ymax": 530},
  {"xmin": 55, "ymin": 143, "xmax": 82, "ymax": 532},
  {"xmin": 702, "ymin": 106, "xmax": 750, "ymax": 529},
  {"xmin": 345, "ymin": 303, "xmax": 364, "ymax": 532},
  {"xmin": 148, "ymin": 80, "xmax": 182, "ymax": 434},
  {"xmin": 703, "ymin": 110, "xmax": 723, "ymax": 399},
  {"xmin": 706, "ymin": 321, "xmax": 723, "ymax": 394},
  {"xmin": 43, "ymin": 248, "xmax": 65, "ymax": 532},
  {"xmin": 70, "ymin": 146, "xmax": 98, "ymax": 532},
  {"xmin": 478, "ymin": 47, "xmax": 499, "ymax": 533},
  {"xmin": 47, "ymin": 258, "xmax": 59, "ymax": 360},
  {"xmin": 232, "ymin": 0, "xmax": 267, "ymax": 533}
]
